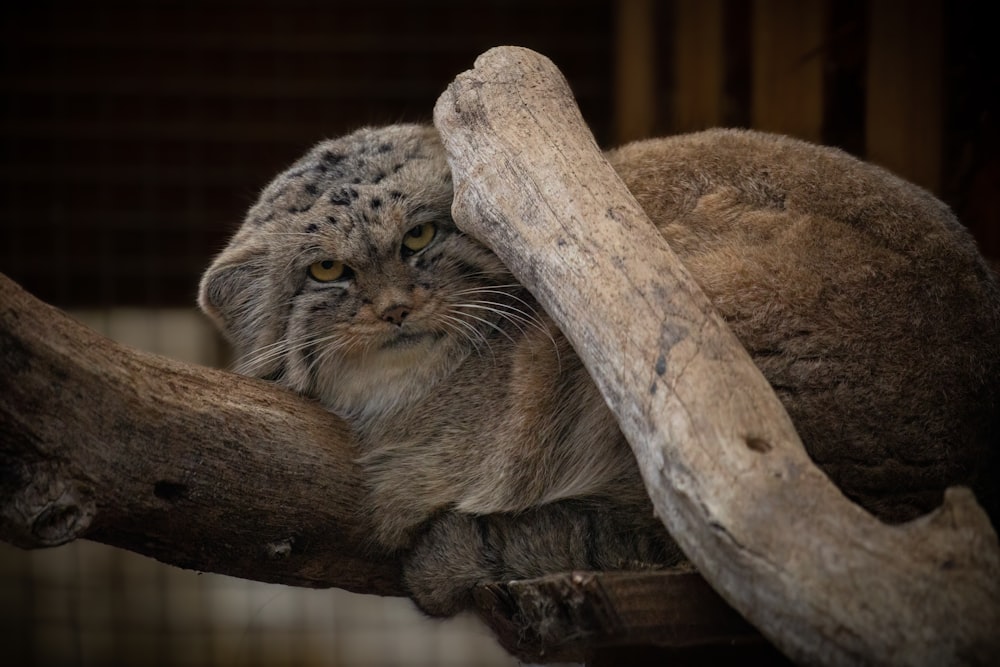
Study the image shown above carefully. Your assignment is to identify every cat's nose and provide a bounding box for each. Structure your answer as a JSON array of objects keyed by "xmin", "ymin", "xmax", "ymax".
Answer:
[{"xmin": 380, "ymin": 304, "xmax": 411, "ymax": 326}]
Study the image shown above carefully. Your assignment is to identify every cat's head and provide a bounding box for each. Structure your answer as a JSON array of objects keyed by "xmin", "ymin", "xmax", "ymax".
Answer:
[{"xmin": 199, "ymin": 124, "xmax": 515, "ymax": 415}]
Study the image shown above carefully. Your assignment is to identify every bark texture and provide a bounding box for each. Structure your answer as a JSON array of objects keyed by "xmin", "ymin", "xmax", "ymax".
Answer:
[{"xmin": 0, "ymin": 272, "xmax": 401, "ymax": 595}]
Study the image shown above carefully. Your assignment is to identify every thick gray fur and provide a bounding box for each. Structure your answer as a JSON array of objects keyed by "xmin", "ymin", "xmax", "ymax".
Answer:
[{"xmin": 200, "ymin": 124, "xmax": 1000, "ymax": 616}]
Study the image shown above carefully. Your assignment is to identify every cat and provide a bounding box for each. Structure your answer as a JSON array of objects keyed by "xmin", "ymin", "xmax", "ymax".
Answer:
[{"xmin": 199, "ymin": 123, "xmax": 1000, "ymax": 616}]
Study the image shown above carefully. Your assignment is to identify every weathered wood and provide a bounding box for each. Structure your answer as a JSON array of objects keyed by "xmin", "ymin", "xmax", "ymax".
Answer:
[
  {"xmin": 475, "ymin": 570, "xmax": 767, "ymax": 663},
  {"xmin": 0, "ymin": 272, "xmax": 402, "ymax": 595},
  {"xmin": 433, "ymin": 45, "xmax": 1000, "ymax": 666}
]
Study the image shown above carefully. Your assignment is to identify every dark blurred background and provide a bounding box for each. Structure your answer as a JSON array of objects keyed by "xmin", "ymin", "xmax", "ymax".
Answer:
[
  {"xmin": 1, "ymin": 1, "xmax": 998, "ymax": 666},
  {"xmin": 1, "ymin": 0, "xmax": 997, "ymax": 309}
]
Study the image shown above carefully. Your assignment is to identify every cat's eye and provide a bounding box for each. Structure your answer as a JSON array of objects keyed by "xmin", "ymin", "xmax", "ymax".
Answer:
[
  {"xmin": 308, "ymin": 259, "xmax": 348, "ymax": 282},
  {"xmin": 402, "ymin": 222, "xmax": 437, "ymax": 254}
]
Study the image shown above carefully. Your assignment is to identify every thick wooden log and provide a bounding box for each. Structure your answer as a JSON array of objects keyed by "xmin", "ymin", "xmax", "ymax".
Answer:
[
  {"xmin": 433, "ymin": 46, "xmax": 1000, "ymax": 666},
  {"xmin": 0, "ymin": 272, "xmax": 402, "ymax": 595}
]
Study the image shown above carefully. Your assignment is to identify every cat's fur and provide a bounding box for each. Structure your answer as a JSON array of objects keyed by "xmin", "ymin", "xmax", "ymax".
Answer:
[{"xmin": 200, "ymin": 124, "xmax": 1000, "ymax": 616}]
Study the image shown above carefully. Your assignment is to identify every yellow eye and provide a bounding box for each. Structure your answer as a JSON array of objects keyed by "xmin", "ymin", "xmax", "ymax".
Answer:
[
  {"xmin": 308, "ymin": 259, "xmax": 347, "ymax": 282},
  {"xmin": 402, "ymin": 222, "xmax": 437, "ymax": 253}
]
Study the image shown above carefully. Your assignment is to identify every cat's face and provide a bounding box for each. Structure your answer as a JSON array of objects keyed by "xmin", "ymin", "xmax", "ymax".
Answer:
[{"xmin": 200, "ymin": 125, "xmax": 515, "ymax": 418}]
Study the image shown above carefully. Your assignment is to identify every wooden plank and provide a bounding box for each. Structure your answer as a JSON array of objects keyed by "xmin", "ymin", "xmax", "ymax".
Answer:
[
  {"xmin": 751, "ymin": 0, "xmax": 827, "ymax": 142},
  {"xmin": 674, "ymin": 0, "xmax": 725, "ymax": 132},
  {"xmin": 866, "ymin": 0, "xmax": 943, "ymax": 193},
  {"xmin": 615, "ymin": 0, "xmax": 657, "ymax": 143}
]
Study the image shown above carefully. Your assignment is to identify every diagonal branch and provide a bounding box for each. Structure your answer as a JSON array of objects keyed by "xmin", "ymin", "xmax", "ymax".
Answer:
[
  {"xmin": 433, "ymin": 45, "xmax": 1000, "ymax": 666},
  {"xmin": 0, "ymin": 272, "xmax": 402, "ymax": 595}
]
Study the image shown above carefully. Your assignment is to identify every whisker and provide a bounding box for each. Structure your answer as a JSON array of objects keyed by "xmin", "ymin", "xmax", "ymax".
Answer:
[
  {"xmin": 453, "ymin": 288, "xmax": 546, "ymax": 323},
  {"xmin": 460, "ymin": 299, "xmax": 547, "ymax": 332},
  {"xmin": 455, "ymin": 297, "xmax": 562, "ymax": 369},
  {"xmin": 450, "ymin": 283, "xmax": 524, "ymax": 294},
  {"xmin": 307, "ymin": 337, "xmax": 352, "ymax": 381},
  {"xmin": 439, "ymin": 313, "xmax": 495, "ymax": 362},
  {"xmin": 455, "ymin": 311, "xmax": 518, "ymax": 346},
  {"xmin": 458, "ymin": 303, "xmax": 533, "ymax": 338},
  {"xmin": 236, "ymin": 331, "xmax": 345, "ymax": 376}
]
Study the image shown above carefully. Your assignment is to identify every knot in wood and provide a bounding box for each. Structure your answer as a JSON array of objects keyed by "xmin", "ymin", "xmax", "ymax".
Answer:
[
  {"xmin": 10, "ymin": 462, "xmax": 95, "ymax": 546},
  {"xmin": 265, "ymin": 538, "xmax": 294, "ymax": 559}
]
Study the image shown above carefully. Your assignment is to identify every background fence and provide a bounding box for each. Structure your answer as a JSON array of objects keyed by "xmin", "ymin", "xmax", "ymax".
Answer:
[{"xmin": 1, "ymin": 1, "xmax": 996, "ymax": 665}]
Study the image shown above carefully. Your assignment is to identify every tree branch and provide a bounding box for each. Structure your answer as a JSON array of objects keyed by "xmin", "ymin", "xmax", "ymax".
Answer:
[
  {"xmin": 0, "ymin": 272, "xmax": 402, "ymax": 595},
  {"xmin": 475, "ymin": 570, "xmax": 771, "ymax": 663},
  {"xmin": 433, "ymin": 46, "xmax": 1000, "ymax": 666}
]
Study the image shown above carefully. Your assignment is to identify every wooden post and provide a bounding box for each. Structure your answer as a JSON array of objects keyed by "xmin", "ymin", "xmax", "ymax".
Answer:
[
  {"xmin": 866, "ymin": 0, "xmax": 943, "ymax": 193},
  {"xmin": 751, "ymin": 0, "xmax": 827, "ymax": 142},
  {"xmin": 615, "ymin": 0, "xmax": 657, "ymax": 143},
  {"xmin": 674, "ymin": 0, "xmax": 725, "ymax": 132}
]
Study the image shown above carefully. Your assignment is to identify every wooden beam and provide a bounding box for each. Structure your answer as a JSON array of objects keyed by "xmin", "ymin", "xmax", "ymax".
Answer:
[
  {"xmin": 751, "ymin": 0, "xmax": 827, "ymax": 142},
  {"xmin": 674, "ymin": 0, "xmax": 725, "ymax": 132},
  {"xmin": 866, "ymin": 0, "xmax": 943, "ymax": 193},
  {"xmin": 615, "ymin": 0, "xmax": 657, "ymax": 143}
]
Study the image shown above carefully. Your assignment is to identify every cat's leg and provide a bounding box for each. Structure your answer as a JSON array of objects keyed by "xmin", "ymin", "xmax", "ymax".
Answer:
[
  {"xmin": 367, "ymin": 494, "xmax": 434, "ymax": 552},
  {"xmin": 403, "ymin": 499, "xmax": 684, "ymax": 617}
]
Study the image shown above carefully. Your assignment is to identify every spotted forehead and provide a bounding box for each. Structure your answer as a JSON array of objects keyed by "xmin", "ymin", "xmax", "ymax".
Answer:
[{"xmin": 245, "ymin": 125, "xmax": 450, "ymax": 230}]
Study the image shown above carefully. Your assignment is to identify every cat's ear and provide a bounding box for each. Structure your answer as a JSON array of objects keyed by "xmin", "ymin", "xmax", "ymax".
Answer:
[{"xmin": 198, "ymin": 244, "xmax": 271, "ymax": 354}]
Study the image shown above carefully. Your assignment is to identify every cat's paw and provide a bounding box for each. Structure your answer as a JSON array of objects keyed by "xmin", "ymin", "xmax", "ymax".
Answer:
[
  {"xmin": 401, "ymin": 501, "xmax": 685, "ymax": 617},
  {"xmin": 403, "ymin": 513, "xmax": 493, "ymax": 617}
]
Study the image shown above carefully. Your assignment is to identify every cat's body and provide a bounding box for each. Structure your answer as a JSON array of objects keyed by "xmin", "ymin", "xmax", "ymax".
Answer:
[{"xmin": 200, "ymin": 124, "xmax": 1000, "ymax": 616}]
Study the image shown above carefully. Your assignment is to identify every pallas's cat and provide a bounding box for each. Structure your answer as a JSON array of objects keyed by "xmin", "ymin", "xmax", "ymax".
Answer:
[{"xmin": 199, "ymin": 124, "xmax": 1000, "ymax": 615}]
